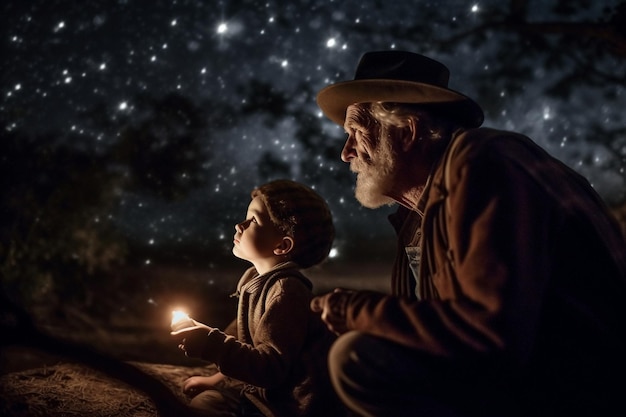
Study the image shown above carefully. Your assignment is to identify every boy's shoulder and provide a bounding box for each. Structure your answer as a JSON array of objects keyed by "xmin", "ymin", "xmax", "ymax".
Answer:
[
  {"xmin": 263, "ymin": 267, "xmax": 313, "ymax": 293},
  {"xmin": 259, "ymin": 269, "xmax": 314, "ymax": 310}
]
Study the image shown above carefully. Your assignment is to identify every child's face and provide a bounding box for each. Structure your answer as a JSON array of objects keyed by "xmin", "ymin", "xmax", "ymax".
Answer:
[{"xmin": 232, "ymin": 196, "xmax": 286, "ymax": 265}]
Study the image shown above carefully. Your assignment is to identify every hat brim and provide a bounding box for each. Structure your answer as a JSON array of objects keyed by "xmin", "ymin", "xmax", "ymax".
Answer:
[{"xmin": 316, "ymin": 79, "xmax": 484, "ymax": 127}]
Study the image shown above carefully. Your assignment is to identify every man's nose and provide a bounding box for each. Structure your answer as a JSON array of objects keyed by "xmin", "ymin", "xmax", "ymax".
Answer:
[
  {"xmin": 234, "ymin": 222, "xmax": 244, "ymax": 233},
  {"xmin": 341, "ymin": 136, "xmax": 356, "ymax": 162}
]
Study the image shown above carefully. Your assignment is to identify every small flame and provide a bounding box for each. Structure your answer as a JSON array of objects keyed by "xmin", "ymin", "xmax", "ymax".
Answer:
[
  {"xmin": 170, "ymin": 309, "xmax": 205, "ymax": 334},
  {"xmin": 171, "ymin": 310, "xmax": 190, "ymax": 326}
]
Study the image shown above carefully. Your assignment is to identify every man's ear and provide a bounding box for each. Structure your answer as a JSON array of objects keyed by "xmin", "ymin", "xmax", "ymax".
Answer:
[
  {"xmin": 274, "ymin": 236, "xmax": 294, "ymax": 256},
  {"xmin": 401, "ymin": 116, "xmax": 420, "ymax": 151}
]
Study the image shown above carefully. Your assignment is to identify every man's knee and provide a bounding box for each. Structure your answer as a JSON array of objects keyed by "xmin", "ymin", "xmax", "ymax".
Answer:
[
  {"xmin": 327, "ymin": 330, "xmax": 403, "ymax": 406},
  {"xmin": 327, "ymin": 332, "xmax": 461, "ymax": 416},
  {"xmin": 327, "ymin": 331, "xmax": 366, "ymax": 386}
]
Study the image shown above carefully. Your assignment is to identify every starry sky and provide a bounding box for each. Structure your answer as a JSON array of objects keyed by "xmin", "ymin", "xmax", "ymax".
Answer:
[{"xmin": 2, "ymin": 0, "xmax": 625, "ymax": 268}]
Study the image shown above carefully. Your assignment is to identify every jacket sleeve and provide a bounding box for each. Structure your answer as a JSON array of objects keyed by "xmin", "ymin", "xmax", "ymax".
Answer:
[
  {"xmin": 200, "ymin": 277, "xmax": 312, "ymax": 388},
  {"xmin": 222, "ymin": 319, "xmax": 237, "ymax": 337},
  {"xmin": 344, "ymin": 131, "xmax": 555, "ymax": 363}
]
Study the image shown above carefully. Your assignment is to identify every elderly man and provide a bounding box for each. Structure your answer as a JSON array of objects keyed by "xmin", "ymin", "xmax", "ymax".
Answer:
[{"xmin": 311, "ymin": 51, "xmax": 626, "ymax": 417}]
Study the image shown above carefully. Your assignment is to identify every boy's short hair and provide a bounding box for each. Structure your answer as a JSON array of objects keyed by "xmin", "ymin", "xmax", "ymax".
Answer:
[{"xmin": 251, "ymin": 180, "xmax": 335, "ymax": 269}]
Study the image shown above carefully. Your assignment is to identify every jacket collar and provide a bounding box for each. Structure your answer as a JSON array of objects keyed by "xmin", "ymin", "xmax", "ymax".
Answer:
[
  {"xmin": 388, "ymin": 129, "xmax": 467, "ymax": 232},
  {"xmin": 238, "ymin": 261, "xmax": 300, "ymax": 294}
]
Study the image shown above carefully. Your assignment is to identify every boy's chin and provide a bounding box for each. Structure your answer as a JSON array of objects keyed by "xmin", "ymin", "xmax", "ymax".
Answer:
[{"xmin": 232, "ymin": 247, "xmax": 246, "ymax": 261}]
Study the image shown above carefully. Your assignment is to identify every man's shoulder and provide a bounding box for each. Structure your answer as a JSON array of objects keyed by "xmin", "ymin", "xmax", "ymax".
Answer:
[
  {"xmin": 454, "ymin": 127, "xmax": 532, "ymax": 148},
  {"xmin": 449, "ymin": 127, "xmax": 542, "ymax": 165},
  {"xmin": 432, "ymin": 127, "xmax": 546, "ymax": 194}
]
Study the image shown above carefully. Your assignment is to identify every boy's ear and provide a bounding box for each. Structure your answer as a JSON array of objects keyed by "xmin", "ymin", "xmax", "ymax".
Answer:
[{"xmin": 274, "ymin": 236, "xmax": 294, "ymax": 256}]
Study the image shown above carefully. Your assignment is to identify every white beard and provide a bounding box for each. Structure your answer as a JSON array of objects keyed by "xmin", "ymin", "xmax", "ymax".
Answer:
[
  {"xmin": 352, "ymin": 138, "xmax": 398, "ymax": 209},
  {"xmin": 354, "ymin": 174, "xmax": 395, "ymax": 208}
]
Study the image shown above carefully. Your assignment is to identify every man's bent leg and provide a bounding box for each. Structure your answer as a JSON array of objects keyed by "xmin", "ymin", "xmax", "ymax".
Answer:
[{"xmin": 328, "ymin": 331, "xmax": 469, "ymax": 417}]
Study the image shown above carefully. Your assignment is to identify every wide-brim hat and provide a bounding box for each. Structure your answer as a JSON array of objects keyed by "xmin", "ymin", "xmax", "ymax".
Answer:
[{"xmin": 317, "ymin": 50, "xmax": 484, "ymax": 128}]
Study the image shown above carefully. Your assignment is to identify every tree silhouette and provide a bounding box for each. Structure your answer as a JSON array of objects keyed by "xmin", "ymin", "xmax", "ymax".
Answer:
[{"xmin": 0, "ymin": 94, "xmax": 211, "ymax": 316}]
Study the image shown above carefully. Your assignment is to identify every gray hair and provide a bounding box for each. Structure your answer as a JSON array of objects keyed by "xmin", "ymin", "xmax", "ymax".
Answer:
[{"xmin": 368, "ymin": 102, "xmax": 457, "ymax": 142}]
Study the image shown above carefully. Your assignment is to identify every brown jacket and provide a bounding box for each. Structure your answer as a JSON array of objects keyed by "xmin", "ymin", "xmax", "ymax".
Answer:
[
  {"xmin": 345, "ymin": 128, "xmax": 626, "ymax": 406},
  {"xmin": 202, "ymin": 262, "xmax": 342, "ymax": 417}
]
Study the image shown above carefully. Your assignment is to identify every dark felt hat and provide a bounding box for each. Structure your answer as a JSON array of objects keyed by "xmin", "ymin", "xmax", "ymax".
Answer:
[{"xmin": 317, "ymin": 50, "xmax": 484, "ymax": 127}]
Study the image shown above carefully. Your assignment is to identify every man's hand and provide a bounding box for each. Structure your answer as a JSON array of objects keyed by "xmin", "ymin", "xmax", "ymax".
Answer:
[
  {"xmin": 175, "ymin": 327, "xmax": 214, "ymax": 358},
  {"xmin": 310, "ymin": 288, "xmax": 353, "ymax": 335}
]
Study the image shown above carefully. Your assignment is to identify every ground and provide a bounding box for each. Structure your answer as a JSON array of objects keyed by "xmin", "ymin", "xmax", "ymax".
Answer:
[
  {"xmin": 0, "ymin": 361, "xmax": 211, "ymax": 417},
  {"xmin": 0, "ymin": 316, "xmax": 221, "ymax": 417},
  {"xmin": 0, "ymin": 260, "xmax": 391, "ymax": 416}
]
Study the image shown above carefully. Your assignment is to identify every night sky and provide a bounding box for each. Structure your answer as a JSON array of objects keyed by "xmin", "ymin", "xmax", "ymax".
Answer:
[{"xmin": 2, "ymin": 0, "xmax": 625, "ymax": 270}]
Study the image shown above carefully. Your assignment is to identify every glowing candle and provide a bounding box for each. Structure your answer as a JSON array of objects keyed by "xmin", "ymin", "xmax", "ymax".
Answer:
[{"xmin": 171, "ymin": 310, "xmax": 196, "ymax": 333}]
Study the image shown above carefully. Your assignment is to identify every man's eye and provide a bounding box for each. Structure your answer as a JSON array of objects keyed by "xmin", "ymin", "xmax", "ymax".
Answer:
[
  {"xmin": 251, "ymin": 217, "xmax": 258, "ymax": 223},
  {"xmin": 346, "ymin": 129, "xmax": 359, "ymax": 139},
  {"xmin": 354, "ymin": 128, "xmax": 367, "ymax": 138}
]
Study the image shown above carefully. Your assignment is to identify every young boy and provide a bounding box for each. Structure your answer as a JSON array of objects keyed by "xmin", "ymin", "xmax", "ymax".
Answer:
[{"xmin": 174, "ymin": 179, "xmax": 344, "ymax": 417}]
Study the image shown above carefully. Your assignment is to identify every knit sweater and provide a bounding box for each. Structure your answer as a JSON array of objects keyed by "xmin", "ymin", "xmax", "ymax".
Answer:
[{"xmin": 200, "ymin": 262, "xmax": 343, "ymax": 417}]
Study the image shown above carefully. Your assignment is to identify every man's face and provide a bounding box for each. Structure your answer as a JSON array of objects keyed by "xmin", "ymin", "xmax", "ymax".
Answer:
[{"xmin": 342, "ymin": 104, "xmax": 397, "ymax": 208}]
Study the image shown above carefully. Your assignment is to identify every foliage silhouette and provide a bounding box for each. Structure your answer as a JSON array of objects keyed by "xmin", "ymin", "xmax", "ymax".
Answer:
[{"xmin": 0, "ymin": 94, "xmax": 212, "ymax": 315}]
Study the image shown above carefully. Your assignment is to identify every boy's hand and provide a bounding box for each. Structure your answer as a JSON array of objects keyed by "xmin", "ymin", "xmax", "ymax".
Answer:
[
  {"xmin": 182, "ymin": 373, "xmax": 224, "ymax": 396},
  {"xmin": 170, "ymin": 317, "xmax": 211, "ymax": 335},
  {"xmin": 310, "ymin": 288, "xmax": 352, "ymax": 335},
  {"xmin": 176, "ymin": 327, "xmax": 214, "ymax": 358}
]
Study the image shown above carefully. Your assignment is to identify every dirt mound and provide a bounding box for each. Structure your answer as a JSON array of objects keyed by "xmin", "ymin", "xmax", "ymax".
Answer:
[{"xmin": 0, "ymin": 361, "xmax": 213, "ymax": 417}]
